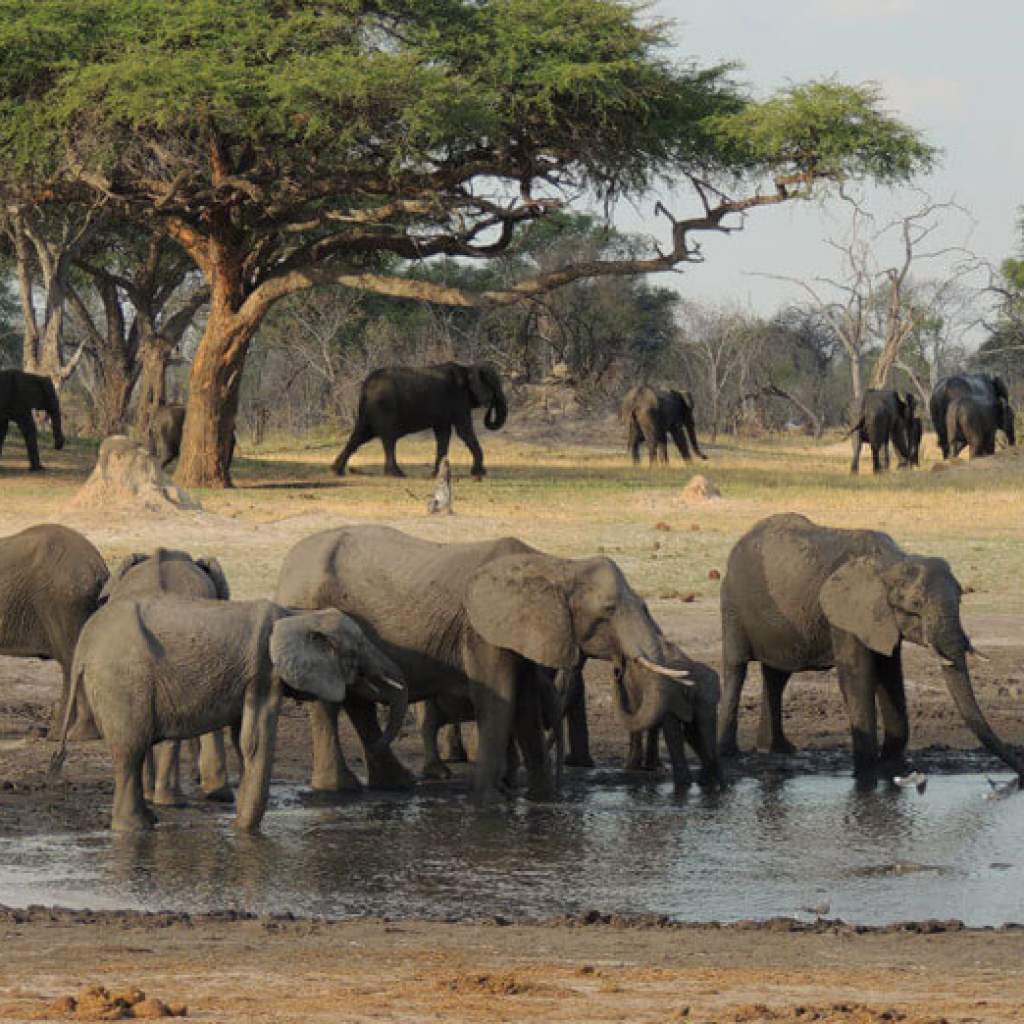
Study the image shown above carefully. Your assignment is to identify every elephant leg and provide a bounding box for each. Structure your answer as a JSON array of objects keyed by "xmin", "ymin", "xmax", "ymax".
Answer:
[
  {"xmin": 669, "ymin": 424, "xmax": 692, "ymax": 461},
  {"xmin": 656, "ymin": 439, "xmax": 669, "ymax": 465},
  {"xmin": 347, "ymin": 697, "xmax": 416, "ymax": 790},
  {"xmin": 15, "ymin": 413, "xmax": 42, "ymax": 470},
  {"xmin": 717, "ymin": 615, "xmax": 749, "ymax": 758},
  {"xmin": 628, "ymin": 419, "xmax": 642, "ymax": 465},
  {"xmin": 876, "ymin": 649, "xmax": 909, "ymax": 766},
  {"xmin": 514, "ymin": 667, "xmax": 554, "ymax": 801},
  {"xmin": 453, "ymin": 417, "xmax": 486, "ymax": 478},
  {"xmin": 307, "ymin": 700, "xmax": 362, "ymax": 792},
  {"xmin": 432, "ymin": 425, "xmax": 452, "ymax": 476},
  {"xmin": 849, "ymin": 433, "xmax": 861, "ymax": 474},
  {"xmin": 833, "ymin": 634, "xmax": 880, "ymax": 777},
  {"xmin": 464, "ymin": 641, "xmax": 517, "ymax": 803},
  {"xmin": 503, "ymin": 736, "xmax": 521, "ymax": 791},
  {"xmin": 870, "ymin": 442, "xmax": 882, "ymax": 474},
  {"xmin": 111, "ymin": 744, "xmax": 155, "ymax": 832},
  {"xmin": 661, "ymin": 715, "xmax": 692, "ymax": 792},
  {"xmin": 187, "ymin": 736, "xmax": 201, "ymax": 784},
  {"xmin": 150, "ymin": 741, "xmax": 187, "ymax": 806},
  {"xmin": 563, "ymin": 665, "xmax": 594, "ymax": 768},
  {"xmin": 199, "ymin": 730, "xmax": 233, "ymax": 802},
  {"xmin": 643, "ymin": 727, "xmax": 661, "ymax": 769},
  {"xmin": 0, "ymin": 416, "xmax": 8, "ymax": 457},
  {"xmin": 441, "ymin": 723, "xmax": 468, "ymax": 762},
  {"xmin": 882, "ymin": 441, "xmax": 891, "ymax": 471},
  {"xmin": 234, "ymin": 683, "xmax": 283, "ymax": 833},
  {"xmin": 756, "ymin": 666, "xmax": 795, "ymax": 754},
  {"xmin": 420, "ymin": 699, "xmax": 453, "ymax": 780},
  {"xmin": 332, "ymin": 416, "xmax": 373, "ymax": 475},
  {"xmin": 625, "ymin": 731, "xmax": 643, "ymax": 769},
  {"xmin": 381, "ymin": 436, "xmax": 405, "ymax": 477}
]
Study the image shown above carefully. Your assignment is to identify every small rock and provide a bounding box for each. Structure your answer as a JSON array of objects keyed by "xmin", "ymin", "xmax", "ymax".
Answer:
[
  {"xmin": 654, "ymin": 521, "xmax": 672, "ymax": 532},
  {"xmin": 708, "ymin": 569, "xmax": 721, "ymax": 581}
]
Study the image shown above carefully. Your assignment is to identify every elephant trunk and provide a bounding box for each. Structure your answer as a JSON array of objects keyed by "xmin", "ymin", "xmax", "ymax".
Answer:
[
  {"xmin": 355, "ymin": 647, "xmax": 408, "ymax": 754},
  {"xmin": 939, "ymin": 654, "xmax": 1024, "ymax": 778},
  {"xmin": 484, "ymin": 388, "xmax": 507, "ymax": 431},
  {"xmin": 613, "ymin": 671, "xmax": 674, "ymax": 734},
  {"xmin": 677, "ymin": 687, "xmax": 721, "ymax": 786}
]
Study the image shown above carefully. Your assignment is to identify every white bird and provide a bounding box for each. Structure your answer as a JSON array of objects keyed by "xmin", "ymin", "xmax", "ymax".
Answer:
[
  {"xmin": 984, "ymin": 776, "xmax": 1020, "ymax": 801},
  {"xmin": 894, "ymin": 771, "xmax": 927, "ymax": 794}
]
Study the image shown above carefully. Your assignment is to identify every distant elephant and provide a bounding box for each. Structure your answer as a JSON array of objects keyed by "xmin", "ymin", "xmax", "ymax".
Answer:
[
  {"xmin": 99, "ymin": 548, "xmax": 235, "ymax": 805},
  {"xmin": 930, "ymin": 373, "xmax": 1010, "ymax": 459},
  {"xmin": 149, "ymin": 404, "xmax": 235, "ymax": 470},
  {"xmin": 0, "ymin": 369, "xmax": 65, "ymax": 471},
  {"xmin": 946, "ymin": 395, "xmax": 1015, "ymax": 459},
  {"xmin": 53, "ymin": 598, "xmax": 408, "ymax": 832},
  {"xmin": 275, "ymin": 526, "xmax": 720, "ymax": 802},
  {"xmin": 621, "ymin": 385, "xmax": 706, "ymax": 466},
  {"xmin": 848, "ymin": 389, "xmax": 917, "ymax": 474},
  {"xmin": 0, "ymin": 524, "xmax": 107, "ymax": 737},
  {"xmin": 718, "ymin": 514, "xmax": 1024, "ymax": 779},
  {"xmin": 331, "ymin": 362, "xmax": 508, "ymax": 479}
]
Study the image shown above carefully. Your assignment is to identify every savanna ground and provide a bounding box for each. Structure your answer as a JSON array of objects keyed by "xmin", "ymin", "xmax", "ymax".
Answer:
[{"xmin": 1, "ymin": 414, "xmax": 1023, "ymax": 1023}]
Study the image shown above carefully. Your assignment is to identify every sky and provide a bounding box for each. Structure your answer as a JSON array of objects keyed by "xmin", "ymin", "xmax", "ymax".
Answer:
[{"xmin": 612, "ymin": 0, "xmax": 1024, "ymax": 330}]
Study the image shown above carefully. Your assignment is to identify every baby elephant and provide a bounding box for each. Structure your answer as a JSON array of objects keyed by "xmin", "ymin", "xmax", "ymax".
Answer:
[{"xmin": 52, "ymin": 598, "xmax": 407, "ymax": 832}]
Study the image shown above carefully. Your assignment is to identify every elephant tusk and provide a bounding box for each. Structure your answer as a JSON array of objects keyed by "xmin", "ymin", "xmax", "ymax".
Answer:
[
  {"xmin": 967, "ymin": 645, "xmax": 992, "ymax": 663},
  {"xmin": 938, "ymin": 657, "xmax": 957, "ymax": 669},
  {"xmin": 378, "ymin": 675, "xmax": 405, "ymax": 692},
  {"xmin": 636, "ymin": 655, "xmax": 694, "ymax": 685}
]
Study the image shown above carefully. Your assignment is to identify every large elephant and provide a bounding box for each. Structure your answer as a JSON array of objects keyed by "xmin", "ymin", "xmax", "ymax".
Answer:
[
  {"xmin": 275, "ymin": 526, "xmax": 720, "ymax": 802},
  {"xmin": 848, "ymin": 389, "xmax": 917, "ymax": 474},
  {"xmin": 53, "ymin": 598, "xmax": 407, "ymax": 832},
  {"xmin": 99, "ymin": 548, "xmax": 235, "ymax": 805},
  {"xmin": 0, "ymin": 524, "xmax": 108, "ymax": 737},
  {"xmin": 946, "ymin": 394, "xmax": 1015, "ymax": 459},
  {"xmin": 718, "ymin": 514, "xmax": 1024, "ymax": 779},
  {"xmin": 0, "ymin": 369, "xmax": 64, "ymax": 471},
  {"xmin": 331, "ymin": 362, "xmax": 508, "ymax": 479},
  {"xmin": 930, "ymin": 373, "xmax": 1010, "ymax": 459},
  {"xmin": 621, "ymin": 385, "xmax": 706, "ymax": 466},
  {"xmin": 149, "ymin": 404, "xmax": 235, "ymax": 470}
]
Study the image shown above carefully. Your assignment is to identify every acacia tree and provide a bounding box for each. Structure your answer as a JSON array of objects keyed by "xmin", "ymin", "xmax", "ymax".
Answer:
[{"xmin": 0, "ymin": 0, "xmax": 935, "ymax": 486}]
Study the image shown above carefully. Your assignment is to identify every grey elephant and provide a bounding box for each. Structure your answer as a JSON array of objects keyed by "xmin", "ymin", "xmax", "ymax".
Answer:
[
  {"xmin": 718, "ymin": 514, "xmax": 1024, "ymax": 779},
  {"xmin": 275, "ymin": 526, "xmax": 720, "ymax": 802},
  {"xmin": 0, "ymin": 369, "xmax": 64, "ymax": 471},
  {"xmin": 149, "ymin": 404, "xmax": 235, "ymax": 470},
  {"xmin": 0, "ymin": 524, "xmax": 108, "ymax": 736},
  {"xmin": 930, "ymin": 373, "xmax": 1010, "ymax": 459},
  {"xmin": 53, "ymin": 598, "xmax": 407, "ymax": 832},
  {"xmin": 848, "ymin": 389, "xmax": 917, "ymax": 473},
  {"xmin": 332, "ymin": 362, "xmax": 508, "ymax": 479},
  {"xmin": 946, "ymin": 394, "xmax": 1015, "ymax": 459},
  {"xmin": 99, "ymin": 548, "xmax": 235, "ymax": 805},
  {"xmin": 621, "ymin": 384, "xmax": 706, "ymax": 466}
]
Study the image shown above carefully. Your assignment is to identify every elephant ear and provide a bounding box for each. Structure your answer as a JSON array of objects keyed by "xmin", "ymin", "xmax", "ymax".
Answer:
[
  {"xmin": 196, "ymin": 556, "xmax": 231, "ymax": 599},
  {"xmin": 98, "ymin": 552, "xmax": 149, "ymax": 604},
  {"xmin": 269, "ymin": 609, "xmax": 351, "ymax": 703},
  {"xmin": 903, "ymin": 392, "xmax": 916, "ymax": 418},
  {"xmin": 465, "ymin": 555, "xmax": 579, "ymax": 669},
  {"xmin": 819, "ymin": 557, "xmax": 900, "ymax": 655}
]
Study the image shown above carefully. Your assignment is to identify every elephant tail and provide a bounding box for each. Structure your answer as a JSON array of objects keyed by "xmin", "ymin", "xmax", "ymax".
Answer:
[
  {"xmin": 843, "ymin": 417, "xmax": 865, "ymax": 439},
  {"xmin": 48, "ymin": 664, "xmax": 83, "ymax": 776}
]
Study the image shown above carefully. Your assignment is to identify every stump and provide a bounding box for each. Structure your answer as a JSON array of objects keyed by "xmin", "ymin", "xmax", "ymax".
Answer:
[
  {"xmin": 680, "ymin": 474, "xmax": 721, "ymax": 502},
  {"xmin": 427, "ymin": 458, "xmax": 454, "ymax": 515}
]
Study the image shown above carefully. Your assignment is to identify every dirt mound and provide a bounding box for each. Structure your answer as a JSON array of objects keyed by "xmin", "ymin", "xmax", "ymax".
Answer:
[
  {"xmin": 680, "ymin": 474, "xmax": 722, "ymax": 502},
  {"xmin": 67, "ymin": 436, "xmax": 202, "ymax": 515},
  {"xmin": 46, "ymin": 984, "xmax": 187, "ymax": 1019}
]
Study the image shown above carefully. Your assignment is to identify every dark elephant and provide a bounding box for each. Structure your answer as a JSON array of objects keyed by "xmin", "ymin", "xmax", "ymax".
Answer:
[
  {"xmin": 621, "ymin": 385, "xmax": 706, "ymax": 466},
  {"xmin": 718, "ymin": 514, "xmax": 1024, "ymax": 780},
  {"xmin": 0, "ymin": 369, "xmax": 64, "ymax": 471},
  {"xmin": 946, "ymin": 394, "xmax": 1015, "ymax": 459},
  {"xmin": 150, "ymin": 403, "xmax": 235, "ymax": 470},
  {"xmin": 332, "ymin": 362, "xmax": 508, "ymax": 479},
  {"xmin": 848, "ymin": 389, "xmax": 917, "ymax": 474},
  {"xmin": 930, "ymin": 373, "xmax": 1011, "ymax": 459},
  {"xmin": 275, "ymin": 526, "xmax": 720, "ymax": 802},
  {"xmin": 0, "ymin": 524, "xmax": 108, "ymax": 737}
]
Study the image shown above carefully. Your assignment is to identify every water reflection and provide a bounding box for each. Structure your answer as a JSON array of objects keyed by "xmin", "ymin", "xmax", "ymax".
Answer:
[{"xmin": 0, "ymin": 774, "xmax": 1021, "ymax": 926}]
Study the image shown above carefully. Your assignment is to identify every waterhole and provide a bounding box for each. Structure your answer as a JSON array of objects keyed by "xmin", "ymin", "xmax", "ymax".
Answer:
[{"xmin": 1, "ymin": 773, "xmax": 1021, "ymax": 926}]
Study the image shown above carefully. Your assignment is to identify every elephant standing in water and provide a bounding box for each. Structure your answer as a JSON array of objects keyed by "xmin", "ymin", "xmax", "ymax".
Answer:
[
  {"xmin": 621, "ymin": 385, "xmax": 706, "ymax": 466},
  {"xmin": 930, "ymin": 373, "xmax": 1011, "ymax": 459},
  {"xmin": 332, "ymin": 362, "xmax": 508, "ymax": 479},
  {"xmin": 53, "ymin": 599, "xmax": 407, "ymax": 832},
  {"xmin": 99, "ymin": 548, "xmax": 235, "ymax": 805},
  {"xmin": 275, "ymin": 526, "xmax": 720, "ymax": 802},
  {"xmin": 718, "ymin": 514, "xmax": 1024, "ymax": 780},
  {"xmin": 946, "ymin": 394, "xmax": 1015, "ymax": 458},
  {"xmin": 0, "ymin": 524, "xmax": 108, "ymax": 737},
  {"xmin": 0, "ymin": 369, "xmax": 64, "ymax": 471},
  {"xmin": 848, "ymin": 389, "xmax": 918, "ymax": 473}
]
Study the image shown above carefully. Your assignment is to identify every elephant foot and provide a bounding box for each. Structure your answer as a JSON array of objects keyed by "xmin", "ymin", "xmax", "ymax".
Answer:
[
  {"xmin": 366, "ymin": 758, "xmax": 416, "ymax": 791},
  {"xmin": 564, "ymin": 753, "xmax": 595, "ymax": 768},
  {"xmin": 113, "ymin": 810, "xmax": 156, "ymax": 832},
  {"xmin": 471, "ymin": 469, "xmax": 486, "ymax": 480},
  {"xmin": 422, "ymin": 758, "xmax": 453, "ymax": 781},
  {"xmin": 29, "ymin": 464, "xmax": 45, "ymax": 472},
  {"xmin": 202, "ymin": 785, "xmax": 235, "ymax": 804},
  {"xmin": 718, "ymin": 739, "xmax": 740, "ymax": 759},
  {"xmin": 332, "ymin": 463, "xmax": 347, "ymax": 477},
  {"xmin": 312, "ymin": 767, "xmax": 363, "ymax": 793},
  {"xmin": 471, "ymin": 783, "xmax": 513, "ymax": 806},
  {"xmin": 765, "ymin": 739, "xmax": 797, "ymax": 755},
  {"xmin": 441, "ymin": 743, "xmax": 469, "ymax": 764},
  {"xmin": 384, "ymin": 466, "xmax": 406, "ymax": 478},
  {"xmin": 150, "ymin": 788, "xmax": 187, "ymax": 808}
]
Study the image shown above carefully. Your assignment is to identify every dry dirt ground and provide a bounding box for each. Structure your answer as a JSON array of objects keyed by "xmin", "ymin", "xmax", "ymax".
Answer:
[{"xmin": 1, "ymin": 418, "xmax": 1023, "ymax": 1021}]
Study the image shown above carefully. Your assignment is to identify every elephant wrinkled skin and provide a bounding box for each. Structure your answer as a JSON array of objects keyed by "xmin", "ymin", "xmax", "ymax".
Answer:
[
  {"xmin": 0, "ymin": 369, "xmax": 64, "ymax": 471},
  {"xmin": 718, "ymin": 514, "xmax": 1024, "ymax": 780}
]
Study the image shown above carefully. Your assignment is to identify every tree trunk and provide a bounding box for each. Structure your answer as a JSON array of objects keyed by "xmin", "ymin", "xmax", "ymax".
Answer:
[
  {"xmin": 92, "ymin": 362, "xmax": 133, "ymax": 435},
  {"xmin": 849, "ymin": 354, "xmax": 863, "ymax": 403},
  {"xmin": 134, "ymin": 332, "xmax": 175, "ymax": 442}
]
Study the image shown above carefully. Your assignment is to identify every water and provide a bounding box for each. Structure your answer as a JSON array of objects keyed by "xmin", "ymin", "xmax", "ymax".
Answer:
[{"xmin": 1, "ymin": 773, "xmax": 1022, "ymax": 926}]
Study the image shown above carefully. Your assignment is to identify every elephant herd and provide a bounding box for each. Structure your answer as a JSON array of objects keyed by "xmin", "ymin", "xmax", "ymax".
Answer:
[{"xmin": 2, "ymin": 507, "xmax": 1021, "ymax": 835}]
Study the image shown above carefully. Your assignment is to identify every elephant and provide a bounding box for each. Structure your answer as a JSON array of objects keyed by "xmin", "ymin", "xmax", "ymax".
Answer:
[
  {"xmin": 331, "ymin": 362, "xmax": 508, "ymax": 479},
  {"xmin": 718, "ymin": 513, "xmax": 1024, "ymax": 780},
  {"xmin": 0, "ymin": 524, "xmax": 108, "ymax": 737},
  {"xmin": 621, "ymin": 385, "xmax": 706, "ymax": 466},
  {"xmin": 0, "ymin": 369, "xmax": 64, "ymax": 471},
  {"xmin": 847, "ymin": 389, "xmax": 917, "ymax": 474},
  {"xmin": 52, "ymin": 597, "xmax": 408, "ymax": 832},
  {"xmin": 930, "ymin": 373, "xmax": 1011, "ymax": 459},
  {"xmin": 99, "ymin": 548, "xmax": 235, "ymax": 805},
  {"xmin": 149, "ymin": 403, "xmax": 235, "ymax": 470},
  {"xmin": 274, "ymin": 526, "xmax": 720, "ymax": 802},
  {"xmin": 946, "ymin": 394, "xmax": 1015, "ymax": 459}
]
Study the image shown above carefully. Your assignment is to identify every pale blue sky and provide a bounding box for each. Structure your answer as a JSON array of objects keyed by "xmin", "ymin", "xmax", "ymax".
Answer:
[{"xmin": 613, "ymin": 0, "xmax": 1023, "ymax": 323}]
